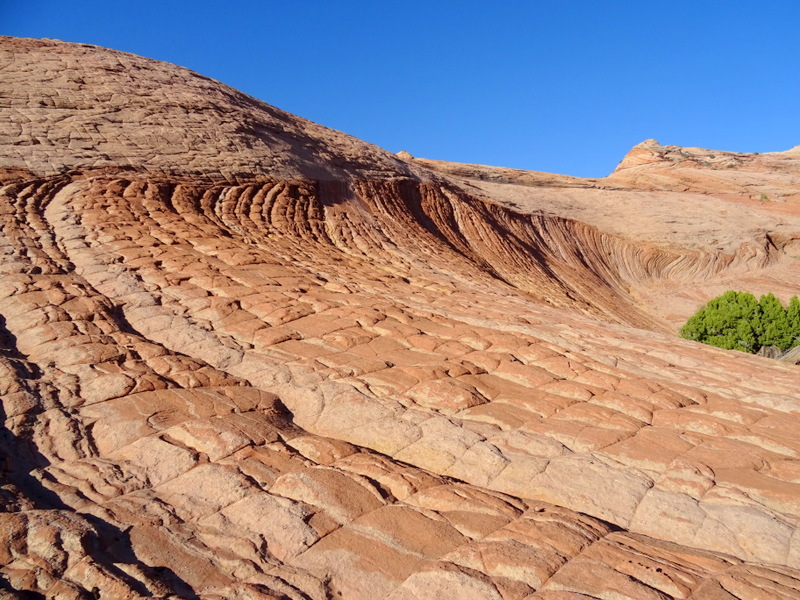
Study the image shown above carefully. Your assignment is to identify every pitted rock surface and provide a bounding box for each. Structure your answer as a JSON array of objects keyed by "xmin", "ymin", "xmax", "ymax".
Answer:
[{"xmin": 2, "ymin": 36, "xmax": 800, "ymax": 599}]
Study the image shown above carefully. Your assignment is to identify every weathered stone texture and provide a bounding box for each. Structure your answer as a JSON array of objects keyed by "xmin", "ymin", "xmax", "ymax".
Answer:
[{"xmin": 2, "ymin": 36, "xmax": 800, "ymax": 599}]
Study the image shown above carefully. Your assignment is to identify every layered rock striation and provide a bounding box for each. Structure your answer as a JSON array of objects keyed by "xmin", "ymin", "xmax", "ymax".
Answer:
[{"xmin": 2, "ymin": 37, "xmax": 800, "ymax": 599}]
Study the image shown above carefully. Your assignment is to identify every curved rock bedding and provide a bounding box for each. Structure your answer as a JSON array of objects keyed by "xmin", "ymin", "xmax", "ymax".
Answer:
[{"xmin": 2, "ymin": 36, "xmax": 800, "ymax": 599}]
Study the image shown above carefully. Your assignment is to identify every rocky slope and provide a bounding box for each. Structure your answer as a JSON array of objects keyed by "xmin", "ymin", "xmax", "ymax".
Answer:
[
  {"xmin": 412, "ymin": 140, "xmax": 800, "ymax": 331},
  {"xmin": 1, "ymin": 36, "xmax": 800, "ymax": 599}
]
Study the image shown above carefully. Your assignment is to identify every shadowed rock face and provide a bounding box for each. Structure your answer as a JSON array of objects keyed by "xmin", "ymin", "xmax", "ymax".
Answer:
[{"xmin": 2, "ymin": 36, "xmax": 800, "ymax": 599}]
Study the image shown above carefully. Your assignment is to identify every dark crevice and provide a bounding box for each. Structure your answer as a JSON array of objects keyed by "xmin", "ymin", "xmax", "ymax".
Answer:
[{"xmin": 106, "ymin": 303, "xmax": 145, "ymax": 338}]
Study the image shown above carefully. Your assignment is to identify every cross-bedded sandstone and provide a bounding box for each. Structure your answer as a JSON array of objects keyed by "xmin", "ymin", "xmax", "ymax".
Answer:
[{"xmin": 2, "ymin": 36, "xmax": 800, "ymax": 599}]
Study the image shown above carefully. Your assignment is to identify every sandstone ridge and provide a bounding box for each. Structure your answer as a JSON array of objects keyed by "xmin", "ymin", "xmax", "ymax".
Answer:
[{"xmin": 2, "ymin": 36, "xmax": 800, "ymax": 599}]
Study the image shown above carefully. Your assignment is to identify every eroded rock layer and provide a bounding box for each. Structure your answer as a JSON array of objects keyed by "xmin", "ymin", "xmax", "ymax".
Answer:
[{"xmin": 2, "ymin": 36, "xmax": 800, "ymax": 599}]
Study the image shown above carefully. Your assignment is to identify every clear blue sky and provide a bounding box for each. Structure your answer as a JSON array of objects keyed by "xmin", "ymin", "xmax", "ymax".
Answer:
[{"xmin": 4, "ymin": 1, "xmax": 800, "ymax": 177}]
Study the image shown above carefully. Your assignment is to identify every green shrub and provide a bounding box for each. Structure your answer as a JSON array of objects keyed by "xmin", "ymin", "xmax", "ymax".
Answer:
[
  {"xmin": 679, "ymin": 290, "xmax": 800, "ymax": 354},
  {"xmin": 760, "ymin": 293, "xmax": 793, "ymax": 349}
]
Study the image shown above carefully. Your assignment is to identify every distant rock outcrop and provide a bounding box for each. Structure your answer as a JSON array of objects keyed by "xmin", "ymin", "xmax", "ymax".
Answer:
[
  {"xmin": 612, "ymin": 138, "xmax": 667, "ymax": 170},
  {"xmin": 2, "ymin": 36, "xmax": 800, "ymax": 599}
]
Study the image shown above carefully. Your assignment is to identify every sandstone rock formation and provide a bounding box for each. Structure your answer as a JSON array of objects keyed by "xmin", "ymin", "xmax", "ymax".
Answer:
[{"xmin": 2, "ymin": 36, "xmax": 800, "ymax": 599}]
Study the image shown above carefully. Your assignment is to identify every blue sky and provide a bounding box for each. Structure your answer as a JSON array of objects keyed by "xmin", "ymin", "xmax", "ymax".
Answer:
[{"xmin": 4, "ymin": 1, "xmax": 799, "ymax": 177}]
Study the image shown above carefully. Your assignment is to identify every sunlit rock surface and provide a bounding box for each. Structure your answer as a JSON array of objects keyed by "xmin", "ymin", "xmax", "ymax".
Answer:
[{"xmin": 2, "ymin": 36, "xmax": 800, "ymax": 599}]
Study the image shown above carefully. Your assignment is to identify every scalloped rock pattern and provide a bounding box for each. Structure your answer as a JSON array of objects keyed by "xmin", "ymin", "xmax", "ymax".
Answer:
[{"xmin": 2, "ymin": 37, "xmax": 800, "ymax": 599}]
